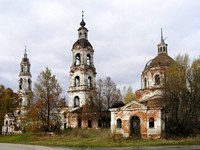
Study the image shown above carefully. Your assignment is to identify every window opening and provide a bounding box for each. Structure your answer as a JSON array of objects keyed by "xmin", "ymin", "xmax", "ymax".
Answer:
[
  {"xmin": 149, "ymin": 117, "xmax": 155, "ymax": 128},
  {"xmin": 155, "ymin": 75, "xmax": 160, "ymax": 85},
  {"xmin": 88, "ymin": 76, "xmax": 92, "ymax": 87},
  {"xmin": 74, "ymin": 96, "xmax": 80, "ymax": 107},
  {"xmin": 117, "ymin": 119, "xmax": 122, "ymax": 128},
  {"xmin": 75, "ymin": 76, "xmax": 80, "ymax": 87},
  {"xmin": 86, "ymin": 54, "xmax": 91, "ymax": 65},
  {"xmin": 75, "ymin": 53, "xmax": 81, "ymax": 65}
]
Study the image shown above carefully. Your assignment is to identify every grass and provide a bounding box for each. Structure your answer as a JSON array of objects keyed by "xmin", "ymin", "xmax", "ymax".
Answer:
[{"xmin": 0, "ymin": 129, "xmax": 200, "ymax": 147}]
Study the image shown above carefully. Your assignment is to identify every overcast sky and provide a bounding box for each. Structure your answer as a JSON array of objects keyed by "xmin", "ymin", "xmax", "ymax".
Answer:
[{"xmin": 0, "ymin": 0, "xmax": 200, "ymax": 95}]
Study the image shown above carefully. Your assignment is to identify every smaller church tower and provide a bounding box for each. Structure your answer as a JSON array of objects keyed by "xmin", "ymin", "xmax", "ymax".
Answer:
[
  {"xmin": 157, "ymin": 28, "xmax": 168, "ymax": 54},
  {"xmin": 18, "ymin": 46, "xmax": 32, "ymax": 107},
  {"xmin": 68, "ymin": 12, "xmax": 97, "ymax": 108}
]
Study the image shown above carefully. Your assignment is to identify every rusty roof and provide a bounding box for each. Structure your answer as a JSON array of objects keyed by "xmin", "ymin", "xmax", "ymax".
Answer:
[{"xmin": 145, "ymin": 53, "xmax": 175, "ymax": 70}]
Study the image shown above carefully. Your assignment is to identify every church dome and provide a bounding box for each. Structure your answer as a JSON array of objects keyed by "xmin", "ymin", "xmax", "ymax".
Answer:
[
  {"xmin": 72, "ymin": 38, "xmax": 93, "ymax": 49},
  {"xmin": 144, "ymin": 53, "xmax": 175, "ymax": 70}
]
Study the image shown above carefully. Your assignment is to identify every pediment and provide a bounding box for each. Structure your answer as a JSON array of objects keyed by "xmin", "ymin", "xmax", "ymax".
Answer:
[{"xmin": 121, "ymin": 100, "xmax": 147, "ymax": 110}]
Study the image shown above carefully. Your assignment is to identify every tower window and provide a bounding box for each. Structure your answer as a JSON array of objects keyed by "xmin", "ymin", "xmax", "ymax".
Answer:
[
  {"xmin": 79, "ymin": 32, "xmax": 82, "ymax": 38},
  {"xmin": 19, "ymin": 78, "xmax": 23, "ymax": 90},
  {"xmin": 86, "ymin": 54, "xmax": 91, "ymax": 65},
  {"xmin": 88, "ymin": 76, "xmax": 92, "ymax": 87},
  {"xmin": 75, "ymin": 76, "xmax": 80, "ymax": 87},
  {"xmin": 149, "ymin": 117, "xmax": 155, "ymax": 128},
  {"xmin": 117, "ymin": 119, "xmax": 122, "ymax": 128},
  {"xmin": 74, "ymin": 96, "xmax": 80, "ymax": 107},
  {"xmin": 21, "ymin": 66, "xmax": 23, "ymax": 72},
  {"xmin": 75, "ymin": 53, "xmax": 81, "ymax": 65},
  {"xmin": 155, "ymin": 75, "xmax": 160, "ymax": 85},
  {"xmin": 27, "ymin": 66, "xmax": 30, "ymax": 72},
  {"xmin": 84, "ymin": 32, "xmax": 87, "ymax": 38},
  {"xmin": 28, "ymin": 79, "xmax": 31, "ymax": 90},
  {"xmin": 163, "ymin": 47, "xmax": 166, "ymax": 52},
  {"xmin": 144, "ymin": 78, "xmax": 147, "ymax": 88}
]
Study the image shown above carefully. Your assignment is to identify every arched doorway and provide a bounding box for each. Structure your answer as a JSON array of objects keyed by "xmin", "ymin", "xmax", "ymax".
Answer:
[{"xmin": 130, "ymin": 116, "xmax": 141, "ymax": 138}]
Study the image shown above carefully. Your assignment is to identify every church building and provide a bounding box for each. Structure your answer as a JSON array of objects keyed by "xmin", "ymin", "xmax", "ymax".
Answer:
[
  {"xmin": 60, "ymin": 12, "xmax": 98, "ymax": 129},
  {"xmin": 2, "ymin": 48, "xmax": 32, "ymax": 135},
  {"xmin": 110, "ymin": 30, "xmax": 175, "ymax": 139}
]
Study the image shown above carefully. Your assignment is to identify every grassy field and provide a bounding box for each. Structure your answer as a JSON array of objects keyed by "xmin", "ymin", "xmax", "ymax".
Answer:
[{"xmin": 0, "ymin": 129, "xmax": 199, "ymax": 147}]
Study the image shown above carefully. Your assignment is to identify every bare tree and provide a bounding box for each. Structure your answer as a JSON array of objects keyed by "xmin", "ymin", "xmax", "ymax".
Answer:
[
  {"xmin": 95, "ymin": 77, "xmax": 122, "ymax": 127},
  {"xmin": 103, "ymin": 77, "xmax": 121, "ymax": 109}
]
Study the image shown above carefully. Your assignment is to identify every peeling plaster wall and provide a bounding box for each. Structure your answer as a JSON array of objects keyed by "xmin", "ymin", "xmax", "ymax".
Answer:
[{"xmin": 110, "ymin": 107, "xmax": 162, "ymax": 139}]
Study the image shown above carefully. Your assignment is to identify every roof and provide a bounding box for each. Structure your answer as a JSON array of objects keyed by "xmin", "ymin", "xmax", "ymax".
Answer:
[
  {"xmin": 144, "ymin": 53, "xmax": 175, "ymax": 70},
  {"xmin": 72, "ymin": 38, "xmax": 93, "ymax": 49}
]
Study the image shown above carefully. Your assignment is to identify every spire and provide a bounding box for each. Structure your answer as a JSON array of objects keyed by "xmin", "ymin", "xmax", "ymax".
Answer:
[
  {"xmin": 161, "ymin": 28, "xmax": 164, "ymax": 43},
  {"xmin": 24, "ymin": 45, "xmax": 27, "ymax": 58},
  {"xmin": 157, "ymin": 28, "xmax": 168, "ymax": 54},
  {"xmin": 78, "ymin": 11, "xmax": 88, "ymax": 40},
  {"xmin": 80, "ymin": 11, "xmax": 86, "ymax": 27}
]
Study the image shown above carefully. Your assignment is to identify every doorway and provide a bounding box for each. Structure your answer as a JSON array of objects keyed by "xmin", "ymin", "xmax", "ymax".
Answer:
[{"xmin": 130, "ymin": 115, "xmax": 141, "ymax": 138}]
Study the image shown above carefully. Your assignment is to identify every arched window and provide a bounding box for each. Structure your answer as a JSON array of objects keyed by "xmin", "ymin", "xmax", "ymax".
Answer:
[
  {"xmin": 27, "ymin": 66, "xmax": 30, "ymax": 72},
  {"xmin": 144, "ymin": 78, "xmax": 147, "ymax": 88},
  {"xmin": 79, "ymin": 32, "xmax": 82, "ymax": 38},
  {"xmin": 78, "ymin": 117, "xmax": 82, "ymax": 128},
  {"xmin": 86, "ymin": 54, "xmax": 91, "ymax": 65},
  {"xmin": 159, "ymin": 47, "xmax": 162, "ymax": 52},
  {"xmin": 19, "ymin": 78, "xmax": 23, "ymax": 90},
  {"xmin": 163, "ymin": 47, "xmax": 166, "ymax": 52},
  {"xmin": 88, "ymin": 76, "xmax": 92, "ymax": 87},
  {"xmin": 74, "ymin": 96, "xmax": 80, "ymax": 107},
  {"xmin": 75, "ymin": 53, "xmax": 81, "ymax": 65},
  {"xmin": 74, "ymin": 76, "xmax": 80, "ymax": 87},
  {"xmin": 149, "ymin": 117, "xmax": 154, "ymax": 128},
  {"xmin": 117, "ymin": 119, "xmax": 122, "ymax": 128},
  {"xmin": 155, "ymin": 74, "xmax": 160, "ymax": 85},
  {"xmin": 64, "ymin": 123, "xmax": 67, "ymax": 129},
  {"xmin": 88, "ymin": 119, "xmax": 92, "ymax": 128},
  {"xmin": 28, "ymin": 79, "xmax": 31, "ymax": 90},
  {"xmin": 84, "ymin": 32, "xmax": 87, "ymax": 38},
  {"xmin": 21, "ymin": 66, "xmax": 23, "ymax": 72}
]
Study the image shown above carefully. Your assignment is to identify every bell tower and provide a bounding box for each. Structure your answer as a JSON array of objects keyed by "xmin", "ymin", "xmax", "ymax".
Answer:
[
  {"xmin": 18, "ymin": 46, "xmax": 32, "ymax": 107},
  {"xmin": 68, "ymin": 12, "xmax": 97, "ymax": 108}
]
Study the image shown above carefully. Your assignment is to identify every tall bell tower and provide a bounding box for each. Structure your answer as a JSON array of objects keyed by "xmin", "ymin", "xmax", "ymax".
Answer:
[
  {"xmin": 68, "ymin": 12, "xmax": 97, "ymax": 108},
  {"xmin": 18, "ymin": 46, "xmax": 32, "ymax": 107}
]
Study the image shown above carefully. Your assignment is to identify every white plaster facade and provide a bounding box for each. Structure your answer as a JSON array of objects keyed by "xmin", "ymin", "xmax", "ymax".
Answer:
[
  {"xmin": 2, "ymin": 49, "xmax": 32, "ymax": 135},
  {"xmin": 68, "ymin": 16, "xmax": 97, "ymax": 109},
  {"xmin": 110, "ymin": 30, "xmax": 175, "ymax": 139}
]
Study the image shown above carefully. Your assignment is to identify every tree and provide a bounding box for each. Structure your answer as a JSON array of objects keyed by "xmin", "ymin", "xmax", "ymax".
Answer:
[
  {"xmin": 96, "ymin": 77, "xmax": 122, "ymax": 128},
  {"xmin": 123, "ymin": 86, "xmax": 136, "ymax": 104},
  {"xmin": 28, "ymin": 67, "xmax": 63, "ymax": 132},
  {"xmin": 102, "ymin": 77, "xmax": 122, "ymax": 110},
  {"xmin": 0, "ymin": 85, "xmax": 18, "ymax": 132},
  {"xmin": 163, "ymin": 54, "xmax": 200, "ymax": 137}
]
